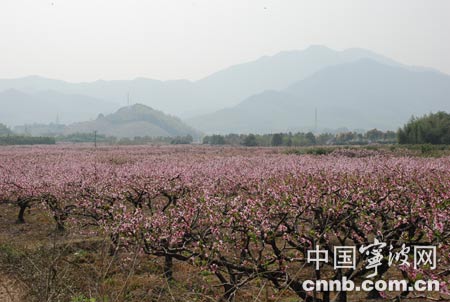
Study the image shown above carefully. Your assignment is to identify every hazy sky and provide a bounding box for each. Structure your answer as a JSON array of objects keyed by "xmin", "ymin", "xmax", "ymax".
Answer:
[{"xmin": 2, "ymin": 0, "xmax": 450, "ymax": 82}]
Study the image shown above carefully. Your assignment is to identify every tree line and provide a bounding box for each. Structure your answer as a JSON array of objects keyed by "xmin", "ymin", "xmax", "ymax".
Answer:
[
  {"xmin": 203, "ymin": 129, "xmax": 397, "ymax": 147},
  {"xmin": 1, "ymin": 111, "xmax": 449, "ymax": 146},
  {"xmin": 398, "ymin": 111, "xmax": 450, "ymax": 144},
  {"xmin": 0, "ymin": 136, "xmax": 55, "ymax": 145}
]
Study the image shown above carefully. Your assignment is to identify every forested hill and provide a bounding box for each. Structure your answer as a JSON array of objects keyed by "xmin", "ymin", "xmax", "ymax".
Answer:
[{"xmin": 65, "ymin": 104, "xmax": 200, "ymax": 138}]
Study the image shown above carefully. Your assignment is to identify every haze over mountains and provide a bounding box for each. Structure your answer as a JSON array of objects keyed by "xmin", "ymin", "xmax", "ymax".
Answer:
[
  {"xmin": 1, "ymin": 45, "xmax": 450, "ymax": 135},
  {"xmin": 0, "ymin": 89, "xmax": 119, "ymax": 126},
  {"xmin": 1, "ymin": 46, "xmax": 399, "ymax": 120},
  {"xmin": 189, "ymin": 58, "xmax": 450, "ymax": 133}
]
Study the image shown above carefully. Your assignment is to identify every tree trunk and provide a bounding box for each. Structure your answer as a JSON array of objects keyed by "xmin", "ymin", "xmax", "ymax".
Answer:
[
  {"xmin": 109, "ymin": 234, "xmax": 119, "ymax": 256},
  {"xmin": 164, "ymin": 254, "xmax": 173, "ymax": 280},
  {"xmin": 55, "ymin": 218, "xmax": 65, "ymax": 233},
  {"xmin": 367, "ymin": 289, "xmax": 383, "ymax": 299},
  {"xmin": 16, "ymin": 204, "xmax": 27, "ymax": 224},
  {"xmin": 288, "ymin": 279, "xmax": 320, "ymax": 302},
  {"xmin": 323, "ymin": 291, "xmax": 330, "ymax": 302},
  {"xmin": 337, "ymin": 290, "xmax": 347, "ymax": 302},
  {"xmin": 365, "ymin": 261, "xmax": 389, "ymax": 299},
  {"xmin": 221, "ymin": 284, "xmax": 236, "ymax": 302}
]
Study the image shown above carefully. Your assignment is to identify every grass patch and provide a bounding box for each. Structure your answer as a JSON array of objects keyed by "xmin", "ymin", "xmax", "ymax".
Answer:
[{"xmin": 0, "ymin": 243, "xmax": 23, "ymax": 263}]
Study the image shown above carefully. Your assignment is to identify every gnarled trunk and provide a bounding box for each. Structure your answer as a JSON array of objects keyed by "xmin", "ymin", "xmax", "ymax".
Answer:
[
  {"xmin": 16, "ymin": 203, "xmax": 27, "ymax": 224},
  {"xmin": 164, "ymin": 254, "xmax": 173, "ymax": 280}
]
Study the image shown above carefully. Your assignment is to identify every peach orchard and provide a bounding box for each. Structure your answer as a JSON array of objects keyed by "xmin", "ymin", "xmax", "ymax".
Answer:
[{"xmin": 0, "ymin": 145, "xmax": 449, "ymax": 301}]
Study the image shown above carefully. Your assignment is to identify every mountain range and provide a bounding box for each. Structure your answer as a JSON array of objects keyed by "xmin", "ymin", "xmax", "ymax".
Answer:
[
  {"xmin": 188, "ymin": 58, "xmax": 450, "ymax": 133},
  {"xmin": 0, "ymin": 89, "xmax": 119, "ymax": 126},
  {"xmin": 1, "ymin": 45, "xmax": 450, "ymax": 134}
]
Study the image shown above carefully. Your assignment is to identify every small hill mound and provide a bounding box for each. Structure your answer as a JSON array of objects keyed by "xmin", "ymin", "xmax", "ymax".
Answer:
[{"xmin": 66, "ymin": 104, "xmax": 200, "ymax": 138}]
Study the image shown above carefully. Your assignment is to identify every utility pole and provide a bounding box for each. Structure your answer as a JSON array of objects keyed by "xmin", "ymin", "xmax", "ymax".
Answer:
[{"xmin": 94, "ymin": 130, "xmax": 97, "ymax": 148}]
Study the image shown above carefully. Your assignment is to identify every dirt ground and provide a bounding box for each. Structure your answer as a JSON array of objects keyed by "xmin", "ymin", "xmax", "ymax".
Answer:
[{"xmin": 0, "ymin": 274, "xmax": 24, "ymax": 302}]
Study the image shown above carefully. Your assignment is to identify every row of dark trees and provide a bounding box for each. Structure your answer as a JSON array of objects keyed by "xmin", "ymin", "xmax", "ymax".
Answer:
[
  {"xmin": 2, "ymin": 111, "xmax": 449, "ymax": 146},
  {"xmin": 203, "ymin": 129, "xmax": 397, "ymax": 147},
  {"xmin": 0, "ymin": 130, "xmax": 193, "ymax": 146},
  {"xmin": 398, "ymin": 111, "xmax": 450, "ymax": 144},
  {"xmin": 0, "ymin": 123, "xmax": 56, "ymax": 145},
  {"xmin": 10, "ymin": 132, "xmax": 194, "ymax": 146},
  {"xmin": 203, "ymin": 112, "xmax": 450, "ymax": 147},
  {"xmin": 0, "ymin": 135, "xmax": 56, "ymax": 145},
  {"xmin": 98, "ymin": 134, "xmax": 193, "ymax": 145},
  {"xmin": 0, "ymin": 123, "xmax": 12, "ymax": 136}
]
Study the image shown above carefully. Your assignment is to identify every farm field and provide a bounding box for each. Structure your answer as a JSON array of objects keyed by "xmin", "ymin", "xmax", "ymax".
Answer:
[{"xmin": 0, "ymin": 145, "xmax": 449, "ymax": 302}]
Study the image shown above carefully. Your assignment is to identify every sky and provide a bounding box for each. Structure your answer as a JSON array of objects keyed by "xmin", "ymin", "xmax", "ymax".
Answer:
[{"xmin": 1, "ymin": 0, "xmax": 450, "ymax": 82}]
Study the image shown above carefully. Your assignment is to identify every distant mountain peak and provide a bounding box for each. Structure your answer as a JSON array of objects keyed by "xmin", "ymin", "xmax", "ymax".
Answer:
[
  {"xmin": 23, "ymin": 75, "xmax": 46, "ymax": 80},
  {"xmin": 188, "ymin": 58, "xmax": 450, "ymax": 134},
  {"xmin": 304, "ymin": 44, "xmax": 333, "ymax": 51},
  {"xmin": 122, "ymin": 103, "xmax": 152, "ymax": 111}
]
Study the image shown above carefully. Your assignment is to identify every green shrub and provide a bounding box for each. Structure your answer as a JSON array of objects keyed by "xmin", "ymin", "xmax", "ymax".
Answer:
[{"xmin": 71, "ymin": 295, "xmax": 96, "ymax": 302}]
